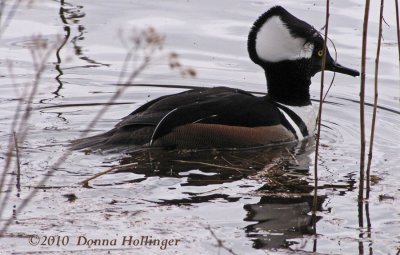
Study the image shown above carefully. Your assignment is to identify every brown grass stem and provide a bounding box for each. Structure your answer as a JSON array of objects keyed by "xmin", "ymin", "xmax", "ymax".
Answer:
[
  {"xmin": 313, "ymin": 0, "xmax": 330, "ymax": 224},
  {"xmin": 395, "ymin": 0, "xmax": 400, "ymax": 101},
  {"xmin": 366, "ymin": 0, "xmax": 384, "ymax": 200},
  {"xmin": 359, "ymin": 0, "xmax": 371, "ymax": 203},
  {"xmin": 80, "ymin": 162, "xmax": 139, "ymax": 187},
  {"xmin": 172, "ymin": 160, "xmax": 251, "ymax": 173},
  {"xmin": 396, "ymin": 0, "xmax": 400, "ymax": 60},
  {"xmin": 13, "ymin": 131, "xmax": 21, "ymax": 192},
  {"xmin": 0, "ymin": 27, "xmax": 166, "ymax": 237}
]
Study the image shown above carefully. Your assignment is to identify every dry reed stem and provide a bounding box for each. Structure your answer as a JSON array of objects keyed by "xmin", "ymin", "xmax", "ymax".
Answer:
[
  {"xmin": 313, "ymin": 0, "xmax": 330, "ymax": 221},
  {"xmin": 13, "ymin": 132, "xmax": 21, "ymax": 192},
  {"xmin": 80, "ymin": 162, "xmax": 139, "ymax": 187},
  {"xmin": 0, "ymin": 27, "xmax": 168, "ymax": 236},
  {"xmin": 0, "ymin": 66, "xmax": 26, "ymax": 219},
  {"xmin": 2, "ymin": 99, "xmax": 30, "ymax": 213},
  {"xmin": 0, "ymin": 36, "xmax": 62, "ymax": 232},
  {"xmin": 0, "ymin": 36, "xmax": 58, "ymax": 220},
  {"xmin": 395, "ymin": 0, "xmax": 400, "ymax": 97},
  {"xmin": 358, "ymin": 3, "xmax": 371, "ymax": 248},
  {"xmin": 172, "ymin": 160, "xmax": 251, "ymax": 173},
  {"xmin": 366, "ymin": 0, "xmax": 384, "ymax": 199},
  {"xmin": 359, "ymin": 0, "xmax": 371, "ymax": 203}
]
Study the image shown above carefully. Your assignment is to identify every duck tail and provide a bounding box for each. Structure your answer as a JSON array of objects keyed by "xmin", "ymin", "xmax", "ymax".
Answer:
[{"xmin": 69, "ymin": 129, "xmax": 116, "ymax": 151}]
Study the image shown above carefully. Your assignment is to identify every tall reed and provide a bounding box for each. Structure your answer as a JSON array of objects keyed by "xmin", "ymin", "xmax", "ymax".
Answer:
[
  {"xmin": 366, "ymin": 0, "xmax": 384, "ymax": 199},
  {"xmin": 395, "ymin": 0, "xmax": 400, "ymax": 95},
  {"xmin": 312, "ymin": 4, "xmax": 330, "ymax": 249},
  {"xmin": 359, "ymin": 0, "xmax": 371, "ymax": 203}
]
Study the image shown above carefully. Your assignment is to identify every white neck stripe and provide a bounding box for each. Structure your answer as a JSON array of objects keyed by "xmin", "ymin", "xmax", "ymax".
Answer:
[{"xmin": 278, "ymin": 108, "xmax": 304, "ymax": 140}]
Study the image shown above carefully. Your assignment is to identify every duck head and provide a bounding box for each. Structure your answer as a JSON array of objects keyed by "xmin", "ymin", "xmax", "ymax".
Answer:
[{"xmin": 248, "ymin": 6, "xmax": 359, "ymax": 105}]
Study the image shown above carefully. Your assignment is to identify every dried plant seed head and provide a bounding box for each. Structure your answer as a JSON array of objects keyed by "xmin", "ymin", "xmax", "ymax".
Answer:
[
  {"xmin": 187, "ymin": 68, "xmax": 197, "ymax": 77},
  {"xmin": 170, "ymin": 52, "xmax": 179, "ymax": 58}
]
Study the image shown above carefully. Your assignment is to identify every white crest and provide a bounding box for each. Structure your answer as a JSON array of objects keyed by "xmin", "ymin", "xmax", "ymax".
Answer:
[{"xmin": 255, "ymin": 16, "xmax": 314, "ymax": 62}]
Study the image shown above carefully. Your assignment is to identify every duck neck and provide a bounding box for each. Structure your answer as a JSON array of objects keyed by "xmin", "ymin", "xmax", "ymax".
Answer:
[{"xmin": 263, "ymin": 61, "xmax": 312, "ymax": 106}]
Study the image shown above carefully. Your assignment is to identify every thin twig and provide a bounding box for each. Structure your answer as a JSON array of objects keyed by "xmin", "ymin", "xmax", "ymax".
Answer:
[
  {"xmin": 366, "ymin": 0, "xmax": 384, "ymax": 200},
  {"xmin": 395, "ymin": 0, "xmax": 400, "ymax": 101},
  {"xmin": 0, "ymin": 36, "xmax": 62, "ymax": 234},
  {"xmin": 117, "ymin": 45, "xmax": 136, "ymax": 85},
  {"xmin": 79, "ymin": 28, "xmax": 164, "ymax": 138},
  {"xmin": 227, "ymin": 154, "xmax": 264, "ymax": 167},
  {"xmin": 172, "ymin": 160, "xmax": 251, "ymax": 173},
  {"xmin": 0, "ymin": 63, "xmax": 29, "ymax": 221},
  {"xmin": 322, "ymin": 72, "xmax": 336, "ymax": 103},
  {"xmin": 313, "ymin": 0, "xmax": 330, "ymax": 223},
  {"xmin": 285, "ymin": 147, "xmax": 299, "ymax": 165},
  {"xmin": 359, "ymin": 0, "xmax": 371, "ymax": 203},
  {"xmin": 79, "ymin": 58, "xmax": 151, "ymax": 139},
  {"xmin": 17, "ymin": 36, "xmax": 62, "ymax": 144},
  {"xmin": 322, "ymin": 37, "xmax": 337, "ymax": 102},
  {"xmin": 203, "ymin": 225, "xmax": 238, "ymax": 255},
  {"xmin": 80, "ymin": 162, "xmax": 139, "ymax": 186},
  {"xmin": 0, "ymin": 0, "xmax": 6, "ymax": 27},
  {"xmin": 0, "ymin": 150, "xmax": 71, "ymax": 236},
  {"xmin": 0, "ymin": 28, "xmax": 166, "ymax": 236},
  {"xmin": 0, "ymin": 0, "xmax": 22, "ymax": 38},
  {"xmin": 220, "ymin": 156, "xmax": 234, "ymax": 166},
  {"xmin": 13, "ymin": 131, "xmax": 21, "ymax": 192}
]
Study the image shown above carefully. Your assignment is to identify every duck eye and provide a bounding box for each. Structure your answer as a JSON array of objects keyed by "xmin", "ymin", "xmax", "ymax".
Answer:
[{"xmin": 317, "ymin": 50, "xmax": 324, "ymax": 57}]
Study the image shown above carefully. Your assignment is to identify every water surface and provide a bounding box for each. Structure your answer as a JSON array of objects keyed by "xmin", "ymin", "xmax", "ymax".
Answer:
[{"xmin": 0, "ymin": 0, "xmax": 400, "ymax": 254}]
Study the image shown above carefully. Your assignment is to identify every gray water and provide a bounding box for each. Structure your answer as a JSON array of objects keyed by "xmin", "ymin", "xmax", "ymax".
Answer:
[{"xmin": 0, "ymin": 0, "xmax": 400, "ymax": 254}]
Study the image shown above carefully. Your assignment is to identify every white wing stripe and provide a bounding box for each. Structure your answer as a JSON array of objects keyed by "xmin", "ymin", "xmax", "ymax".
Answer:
[{"xmin": 149, "ymin": 108, "xmax": 178, "ymax": 145}]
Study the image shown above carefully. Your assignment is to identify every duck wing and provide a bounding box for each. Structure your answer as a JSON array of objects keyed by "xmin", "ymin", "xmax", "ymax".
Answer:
[
  {"xmin": 115, "ymin": 87, "xmax": 255, "ymax": 128},
  {"xmin": 146, "ymin": 90, "xmax": 283, "ymax": 144},
  {"xmin": 71, "ymin": 87, "xmax": 289, "ymax": 150}
]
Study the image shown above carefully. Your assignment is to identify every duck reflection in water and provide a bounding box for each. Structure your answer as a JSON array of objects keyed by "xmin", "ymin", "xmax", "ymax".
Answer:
[
  {"xmin": 94, "ymin": 138, "xmax": 325, "ymax": 251},
  {"xmin": 244, "ymin": 195, "xmax": 325, "ymax": 250}
]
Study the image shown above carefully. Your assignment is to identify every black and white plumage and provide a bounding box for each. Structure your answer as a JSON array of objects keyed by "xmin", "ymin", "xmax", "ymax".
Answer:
[{"xmin": 71, "ymin": 6, "xmax": 359, "ymax": 151}]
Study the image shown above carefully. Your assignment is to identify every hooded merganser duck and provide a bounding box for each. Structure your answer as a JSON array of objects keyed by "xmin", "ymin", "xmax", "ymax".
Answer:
[{"xmin": 72, "ymin": 6, "xmax": 359, "ymax": 151}]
